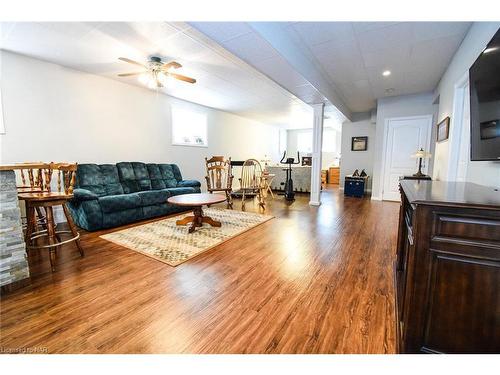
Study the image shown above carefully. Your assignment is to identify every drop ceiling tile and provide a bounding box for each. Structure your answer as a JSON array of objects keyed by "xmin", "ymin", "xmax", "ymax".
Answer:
[
  {"xmin": 360, "ymin": 45, "xmax": 411, "ymax": 69},
  {"xmin": 292, "ymin": 22, "xmax": 355, "ymax": 47},
  {"xmin": 352, "ymin": 22, "xmax": 401, "ymax": 34},
  {"xmin": 188, "ymin": 22, "xmax": 252, "ymax": 43},
  {"xmin": 411, "ymin": 22, "xmax": 471, "ymax": 43},
  {"xmin": 221, "ymin": 32, "xmax": 278, "ymax": 62},
  {"xmin": 356, "ymin": 23, "xmax": 413, "ymax": 53},
  {"xmin": 409, "ymin": 34, "xmax": 464, "ymax": 71}
]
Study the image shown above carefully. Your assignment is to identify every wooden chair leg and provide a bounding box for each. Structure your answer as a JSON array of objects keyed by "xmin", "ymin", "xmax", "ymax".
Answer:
[
  {"xmin": 45, "ymin": 206, "xmax": 57, "ymax": 272},
  {"xmin": 35, "ymin": 206, "xmax": 46, "ymax": 229},
  {"xmin": 241, "ymin": 190, "xmax": 246, "ymax": 211},
  {"xmin": 258, "ymin": 189, "xmax": 266, "ymax": 210},
  {"xmin": 24, "ymin": 204, "xmax": 35, "ymax": 247},
  {"xmin": 63, "ymin": 203, "xmax": 84, "ymax": 257},
  {"xmin": 226, "ymin": 191, "xmax": 233, "ymax": 209}
]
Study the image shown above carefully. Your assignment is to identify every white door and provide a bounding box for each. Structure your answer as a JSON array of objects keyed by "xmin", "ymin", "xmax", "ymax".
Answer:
[{"xmin": 382, "ymin": 116, "xmax": 432, "ymax": 201}]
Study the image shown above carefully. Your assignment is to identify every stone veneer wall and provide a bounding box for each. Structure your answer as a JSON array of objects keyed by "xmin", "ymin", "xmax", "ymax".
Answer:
[{"xmin": 0, "ymin": 170, "xmax": 29, "ymax": 287}]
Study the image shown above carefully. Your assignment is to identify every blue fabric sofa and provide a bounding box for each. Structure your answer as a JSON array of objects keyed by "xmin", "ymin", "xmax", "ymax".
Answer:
[{"xmin": 67, "ymin": 162, "xmax": 201, "ymax": 231}]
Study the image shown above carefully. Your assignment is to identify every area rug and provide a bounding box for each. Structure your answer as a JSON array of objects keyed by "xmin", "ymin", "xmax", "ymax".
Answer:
[{"xmin": 100, "ymin": 208, "xmax": 274, "ymax": 266}]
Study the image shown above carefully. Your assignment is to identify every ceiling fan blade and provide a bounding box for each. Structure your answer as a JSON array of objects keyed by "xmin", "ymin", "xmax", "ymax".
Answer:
[
  {"xmin": 161, "ymin": 61, "xmax": 182, "ymax": 70},
  {"xmin": 118, "ymin": 71, "xmax": 147, "ymax": 77},
  {"xmin": 118, "ymin": 57, "xmax": 147, "ymax": 68},
  {"xmin": 169, "ymin": 73, "xmax": 196, "ymax": 84}
]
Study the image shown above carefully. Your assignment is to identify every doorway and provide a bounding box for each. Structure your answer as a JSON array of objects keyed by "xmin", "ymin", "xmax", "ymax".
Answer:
[{"xmin": 381, "ymin": 115, "xmax": 433, "ymax": 201}]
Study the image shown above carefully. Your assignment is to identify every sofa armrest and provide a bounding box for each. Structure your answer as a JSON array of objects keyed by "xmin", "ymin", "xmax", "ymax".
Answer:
[
  {"xmin": 177, "ymin": 179, "xmax": 201, "ymax": 188},
  {"xmin": 72, "ymin": 188, "xmax": 99, "ymax": 201}
]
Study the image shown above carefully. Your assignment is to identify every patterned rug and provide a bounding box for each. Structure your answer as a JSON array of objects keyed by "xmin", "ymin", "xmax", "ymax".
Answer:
[{"xmin": 100, "ymin": 208, "xmax": 274, "ymax": 266}]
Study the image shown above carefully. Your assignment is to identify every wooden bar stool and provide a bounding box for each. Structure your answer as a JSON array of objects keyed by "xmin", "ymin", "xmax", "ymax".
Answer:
[
  {"xmin": 16, "ymin": 162, "xmax": 47, "ymax": 228},
  {"xmin": 18, "ymin": 163, "xmax": 84, "ymax": 272}
]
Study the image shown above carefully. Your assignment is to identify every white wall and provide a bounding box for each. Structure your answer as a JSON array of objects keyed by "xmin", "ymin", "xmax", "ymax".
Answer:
[
  {"xmin": 340, "ymin": 112, "xmax": 376, "ymax": 191},
  {"xmin": 433, "ymin": 22, "xmax": 500, "ymax": 187},
  {"xmin": 0, "ymin": 51, "xmax": 281, "ymax": 188},
  {"xmin": 371, "ymin": 92, "xmax": 437, "ymax": 199}
]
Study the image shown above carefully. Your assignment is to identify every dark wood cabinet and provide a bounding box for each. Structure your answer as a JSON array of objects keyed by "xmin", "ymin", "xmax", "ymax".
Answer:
[{"xmin": 396, "ymin": 180, "xmax": 500, "ymax": 353}]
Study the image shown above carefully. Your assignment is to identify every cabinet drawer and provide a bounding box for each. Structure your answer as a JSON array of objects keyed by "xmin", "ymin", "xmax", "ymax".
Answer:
[{"xmin": 433, "ymin": 213, "xmax": 500, "ymax": 242}]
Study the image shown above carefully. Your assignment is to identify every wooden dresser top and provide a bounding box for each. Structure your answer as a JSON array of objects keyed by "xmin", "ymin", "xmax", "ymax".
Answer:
[{"xmin": 400, "ymin": 180, "xmax": 500, "ymax": 210}]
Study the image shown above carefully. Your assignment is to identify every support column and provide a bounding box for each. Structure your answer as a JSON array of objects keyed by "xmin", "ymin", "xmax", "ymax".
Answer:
[{"xmin": 309, "ymin": 103, "xmax": 324, "ymax": 206}]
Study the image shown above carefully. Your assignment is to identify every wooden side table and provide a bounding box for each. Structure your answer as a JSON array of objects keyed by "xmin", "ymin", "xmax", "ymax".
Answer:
[
  {"xmin": 261, "ymin": 173, "xmax": 275, "ymax": 199},
  {"xmin": 167, "ymin": 193, "xmax": 227, "ymax": 233}
]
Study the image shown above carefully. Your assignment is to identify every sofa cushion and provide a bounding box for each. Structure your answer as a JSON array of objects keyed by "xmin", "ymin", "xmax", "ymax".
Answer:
[
  {"xmin": 100, "ymin": 164, "xmax": 124, "ymax": 196},
  {"xmin": 116, "ymin": 162, "xmax": 139, "ymax": 193},
  {"xmin": 177, "ymin": 179, "xmax": 201, "ymax": 188},
  {"xmin": 98, "ymin": 193, "xmax": 142, "ymax": 213},
  {"xmin": 146, "ymin": 164, "xmax": 166, "ymax": 190},
  {"xmin": 138, "ymin": 190, "xmax": 170, "ymax": 206},
  {"xmin": 76, "ymin": 164, "xmax": 106, "ymax": 196},
  {"xmin": 171, "ymin": 164, "xmax": 183, "ymax": 182},
  {"xmin": 165, "ymin": 187, "xmax": 196, "ymax": 196},
  {"xmin": 132, "ymin": 162, "xmax": 152, "ymax": 191},
  {"xmin": 73, "ymin": 188, "xmax": 99, "ymax": 201},
  {"xmin": 158, "ymin": 164, "xmax": 178, "ymax": 188}
]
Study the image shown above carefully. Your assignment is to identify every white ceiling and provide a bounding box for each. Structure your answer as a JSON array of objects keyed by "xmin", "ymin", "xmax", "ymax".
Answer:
[
  {"xmin": 191, "ymin": 22, "xmax": 472, "ymax": 112},
  {"xmin": 0, "ymin": 21, "xmax": 472, "ymax": 128},
  {"xmin": 0, "ymin": 22, "xmax": 321, "ymax": 128}
]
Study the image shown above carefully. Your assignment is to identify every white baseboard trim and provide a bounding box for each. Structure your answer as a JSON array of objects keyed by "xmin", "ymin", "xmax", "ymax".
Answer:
[
  {"xmin": 371, "ymin": 195, "xmax": 382, "ymax": 201},
  {"xmin": 309, "ymin": 201, "xmax": 321, "ymax": 206}
]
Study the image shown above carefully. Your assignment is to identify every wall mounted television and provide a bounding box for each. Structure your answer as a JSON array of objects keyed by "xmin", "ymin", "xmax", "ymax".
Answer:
[{"xmin": 469, "ymin": 28, "xmax": 500, "ymax": 161}]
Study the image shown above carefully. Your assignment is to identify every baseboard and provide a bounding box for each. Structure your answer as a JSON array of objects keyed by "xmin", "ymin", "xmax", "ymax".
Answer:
[
  {"xmin": 371, "ymin": 195, "xmax": 382, "ymax": 201},
  {"xmin": 309, "ymin": 201, "xmax": 321, "ymax": 206}
]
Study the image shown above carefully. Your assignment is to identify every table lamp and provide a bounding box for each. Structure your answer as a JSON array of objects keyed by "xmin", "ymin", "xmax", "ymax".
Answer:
[{"xmin": 411, "ymin": 148, "xmax": 432, "ymax": 177}]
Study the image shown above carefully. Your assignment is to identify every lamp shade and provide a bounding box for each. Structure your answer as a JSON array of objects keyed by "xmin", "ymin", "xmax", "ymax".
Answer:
[{"xmin": 411, "ymin": 148, "xmax": 432, "ymax": 159}]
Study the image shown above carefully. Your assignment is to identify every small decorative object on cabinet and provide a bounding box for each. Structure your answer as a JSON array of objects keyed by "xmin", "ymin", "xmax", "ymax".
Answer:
[
  {"xmin": 436, "ymin": 116, "xmax": 450, "ymax": 142},
  {"xmin": 396, "ymin": 180, "xmax": 500, "ymax": 353},
  {"xmin": 344, "ymin": 175, "xmax": 369, "ymax": 198},
  {"xmin": 328, "ymin": 167, "xmax": 340, "ymax": 185},
  {"xmin": 301, "ymin": 156, "xmax": 312, "ymax": 166},
  {"xmin": 410, "ymin": 148, "xmax": 432, "ymax": 178}
]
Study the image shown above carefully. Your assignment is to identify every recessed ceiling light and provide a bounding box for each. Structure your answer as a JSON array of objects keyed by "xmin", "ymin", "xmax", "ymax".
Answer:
[
  {"xmin": 483, "ymin": 46, "xmax": 498, "ymax": 54},
  {"xmin": 382, "ymin": 70, "xmax": 391, "ymax": 77}
]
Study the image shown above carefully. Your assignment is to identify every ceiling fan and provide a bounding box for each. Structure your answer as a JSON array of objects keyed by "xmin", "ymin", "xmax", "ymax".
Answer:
[{"xmin": 117, "ymin": 56, "xmax": 196, "ymax": 88}]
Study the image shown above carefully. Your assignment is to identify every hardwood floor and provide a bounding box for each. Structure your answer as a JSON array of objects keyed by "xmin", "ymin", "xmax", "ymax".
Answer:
[{"xmin": 0, "ymin": 187, "xmax": 399, "ymax": 354}]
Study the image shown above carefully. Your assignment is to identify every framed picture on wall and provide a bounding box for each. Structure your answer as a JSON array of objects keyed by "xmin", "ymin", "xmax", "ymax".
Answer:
[
  {"xmin": 436, "ymin": 116, "xmax": 450, "ymax": 142},
  {"xmin": 351, "ymin": 136, "xmax": 368, "ymax": 151},
  {"xmin": 301, "ymin": 156, "xmax": 312, "ymax": 166}
]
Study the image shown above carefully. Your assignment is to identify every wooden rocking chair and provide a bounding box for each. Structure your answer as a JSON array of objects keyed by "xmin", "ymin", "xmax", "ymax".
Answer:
[
  {"xmin": 205, "ymin": 156, "xmax": 234, "ymax": 208},
  {"xmin": 239, "ymin": 159, "xmax": 265, "ymax": 211}
]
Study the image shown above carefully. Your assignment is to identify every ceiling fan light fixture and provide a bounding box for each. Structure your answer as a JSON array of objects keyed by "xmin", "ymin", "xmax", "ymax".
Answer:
[
  {"xmin": 147, "ymin": 79, "xmax": 157, "ymax": 89},
  {"xmin": 138, "ymin": 73, "xmax": 150, "ymax": 85},
  {"xmin": 157, "ymin": 72, "xmax": 168, "ymax": 86}
]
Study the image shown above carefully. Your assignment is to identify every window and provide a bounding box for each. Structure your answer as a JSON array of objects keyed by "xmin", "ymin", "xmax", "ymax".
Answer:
[
  {"xmin": 297, "ymin": 131, "xmax": 312, "ymax": 153},
  {"xmin": 171, "ymin": 106, "xmax": 207, "ymax": 147}
]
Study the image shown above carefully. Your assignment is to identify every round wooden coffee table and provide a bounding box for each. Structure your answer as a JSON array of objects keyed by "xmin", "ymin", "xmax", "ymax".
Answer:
[{"xmin": 167, "ymin": 193, "xmax": 227, "ymax": 233}]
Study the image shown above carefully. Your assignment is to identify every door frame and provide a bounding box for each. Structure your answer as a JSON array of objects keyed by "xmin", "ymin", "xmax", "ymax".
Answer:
[
  {"xmin": 447, "ymin": 72, "xmax": 469, "ymax": 181},
  {"xmin": 379, "ymin": 114, "xmax": 434, "ymax": 200}
]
